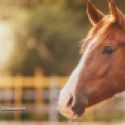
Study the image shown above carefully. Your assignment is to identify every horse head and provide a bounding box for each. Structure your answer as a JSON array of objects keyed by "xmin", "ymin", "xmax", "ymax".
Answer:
[{"xmin": 58, "ymin": 0, "xmax": 125, "ymax": 119}]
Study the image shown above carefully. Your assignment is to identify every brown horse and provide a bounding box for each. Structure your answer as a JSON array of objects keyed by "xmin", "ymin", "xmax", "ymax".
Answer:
[{"xmin": 57, "ymin": 0, "xmax": 125, "ymax": 120}]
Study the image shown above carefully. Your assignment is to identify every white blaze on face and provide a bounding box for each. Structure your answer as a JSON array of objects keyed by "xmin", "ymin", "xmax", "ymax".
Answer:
[{"xmin": 58, "ymin": 36, "xmax": 98, "ymax": 118}]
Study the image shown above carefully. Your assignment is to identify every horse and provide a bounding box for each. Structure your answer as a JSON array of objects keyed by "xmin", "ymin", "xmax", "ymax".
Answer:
[{"xmin": 57, "ymin": 0, "xmax": 125, "ymax": 120}]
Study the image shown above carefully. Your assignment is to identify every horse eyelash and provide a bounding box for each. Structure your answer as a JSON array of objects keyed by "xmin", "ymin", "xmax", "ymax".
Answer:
[{"xmin": 102, "ymin": 46, "xmax": 114, "ymax": 55}]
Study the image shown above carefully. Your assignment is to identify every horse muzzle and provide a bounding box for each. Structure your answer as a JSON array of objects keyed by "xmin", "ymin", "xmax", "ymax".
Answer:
[{"xmin": 57, "ymin": 89, "xmax": 87, "ymax": 120}]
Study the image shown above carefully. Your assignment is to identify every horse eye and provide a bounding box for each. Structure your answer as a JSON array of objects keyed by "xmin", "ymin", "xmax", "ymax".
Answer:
[{"xmin": 102, "ymin": 46, "xmax": 114, "ymax": 55}]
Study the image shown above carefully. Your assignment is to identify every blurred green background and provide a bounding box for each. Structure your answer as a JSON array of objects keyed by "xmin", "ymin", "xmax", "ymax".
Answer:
[
  {"xmin": 1, "ymin": 0, "xmax": 124, "ymax": 76},
  {"xmin": 0, "ymin": 0, "xmax": 124, "ymax": 76}
]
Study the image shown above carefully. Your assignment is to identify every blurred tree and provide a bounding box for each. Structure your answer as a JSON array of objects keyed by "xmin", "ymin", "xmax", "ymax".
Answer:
[
  {"xmin": 2, "ymin": 0, "xmax": 125, "ymax": 75},
  {"xmin": 9, "ymin": 3, "xmax": 87, "ymax": 75}
]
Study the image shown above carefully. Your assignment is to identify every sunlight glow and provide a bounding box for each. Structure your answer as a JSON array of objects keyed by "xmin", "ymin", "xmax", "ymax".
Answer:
[{"xmin": 0, "ymin": 21, "xmax": 14, "ymax": 68}]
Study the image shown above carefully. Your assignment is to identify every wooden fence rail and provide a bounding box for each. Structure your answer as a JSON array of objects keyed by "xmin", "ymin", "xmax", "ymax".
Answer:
[
  {"xmin": 0, "ymin": 75, "xmax": 68, "ymax": 88},
  {"xmin": 0, "ymin": 75, "xmax": 68, "ymax": 120},
  {"xmin": 0, "ymin": 75, "xmax": 125, "ymax": 121}
]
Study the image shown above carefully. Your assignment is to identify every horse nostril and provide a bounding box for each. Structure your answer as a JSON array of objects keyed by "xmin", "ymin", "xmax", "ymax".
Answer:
[{"xmin": 67, "ymin": 94, "xmax": 74, "ymax": 107}]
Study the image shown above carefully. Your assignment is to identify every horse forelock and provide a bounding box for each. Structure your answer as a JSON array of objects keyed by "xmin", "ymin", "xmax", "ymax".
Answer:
[{"xmin": 80, "ymin": 15, "xmax": 125, "ymax": 53}]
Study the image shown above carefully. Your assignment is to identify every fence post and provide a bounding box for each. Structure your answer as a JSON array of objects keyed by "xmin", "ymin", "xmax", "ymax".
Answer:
[
  {"xmin": 49, "ymin": 75, "xmax": 59, "ymax": 121},
  {"xmin": 34, "ymin": 69, "xmax": 44, "ymax": 119},
  {"xmin": 121, "ymin": 92, "xmax": 125, "ymax": 119},
  {"xmin": 14, "ymin": 76, "xmax": 23, "ymax": 120}
]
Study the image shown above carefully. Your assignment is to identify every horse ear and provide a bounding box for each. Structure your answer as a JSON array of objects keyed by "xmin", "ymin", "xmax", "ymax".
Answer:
[
  {"xmin": 87, "ymin": 0, "xmax": 104, "ymax": 25},
  {"xmin": 109, "ymin": 0, "xmax": 125, "ymax": 25}
]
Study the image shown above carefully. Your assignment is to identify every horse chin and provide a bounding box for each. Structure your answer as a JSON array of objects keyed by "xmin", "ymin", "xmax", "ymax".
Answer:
[
  {"xmin": 71, "ymin": 106, "xmax": 86, "ymax": 120},
  {"xmin": 57, "ymin": 104, "xmax": 85, "ymax": 120},
  {"xmin": 65, "ymin": 107, "xmax": 85, "ymax": 120}
]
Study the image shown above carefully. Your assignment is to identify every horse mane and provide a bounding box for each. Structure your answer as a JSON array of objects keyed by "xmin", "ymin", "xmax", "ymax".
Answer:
[{"xmin": 80, "ymin": 14, "xmax": 125, "ymax": 53}]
